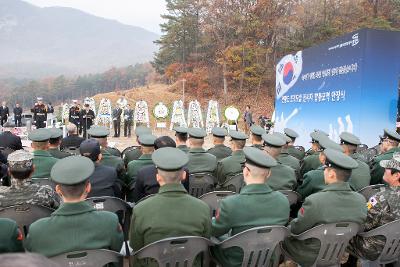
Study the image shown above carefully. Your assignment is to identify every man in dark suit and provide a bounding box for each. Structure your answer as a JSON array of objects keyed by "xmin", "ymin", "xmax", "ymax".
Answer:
[
  {"xmin": 13, "ymin": 103, "xmax": 23, "ymax": 127},
  {"xmin": 0, "ymin": 131, "xmax": 23, "ymax": 151},
  {"xmin": 60, "ymin": 123, "xmax": 84, "ymax": 150},
  {"xmin": 112, "ymin": 107, "xmax": 122, "ymax": 137},
  {"xmin": 79, "ymin": 139, "xmax": 121, "ymax": 198},
  {"xmin": 133, "ymin": 136, "xmax": 189, "ymax": 202},
  {"xmin": 0, "ymin": 101, "xmax": 9, "ymax": 127}
]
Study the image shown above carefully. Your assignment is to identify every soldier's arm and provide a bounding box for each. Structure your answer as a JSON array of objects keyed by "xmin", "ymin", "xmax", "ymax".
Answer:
[
  {"xmin": 129, "ymin": 209, "xmax": 144, "ymax": 251},
  {"xmin": 290, "ymin": 197, "xmax": 319, "ymax": 235},
  {"xmin": 370, "ymin": 160, "xmax": 384, "ymax": 185},
  {"xmin": 216, "ymin": 161, "xmax": 225, "ymax": 185},
  {"xmin": 364, "ymin": 194, "xmax": 386, "ymax": 231},
  {"xmin": 296, "ymin": 172, "xmax": 313, "ymax": 199},
  {"xmin": 211, "ymin": 200, "xmax": 232, "ymax": 237},
  {"xmin": 109, "ymin": 214, "xmax": 124, "ymax": 252}
]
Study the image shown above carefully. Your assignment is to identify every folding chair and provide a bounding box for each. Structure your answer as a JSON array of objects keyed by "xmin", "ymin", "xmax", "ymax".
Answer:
[
  {"xmin": 50, "ymin": 249, "xmax": 122, "ymax": 267},
  {"xmin": 199, "ymin": 191, "xmax": 235, "ymax": 217},
  {"xmin": 188, "ymin": 173, "xmax": 215, "ymax": 198},
  {"xmin": 219, "ymin": 173, "xmax": 244, "ymax": 193},
  {"xmin": 357, "ymin": 184, "xmax": 385, "ymax": 201},
  {"xmin": 278, "ymin": 190, "xmax": 302, "ymax": 206}
]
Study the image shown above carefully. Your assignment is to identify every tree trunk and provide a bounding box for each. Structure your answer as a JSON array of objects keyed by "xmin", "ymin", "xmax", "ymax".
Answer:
[{"xmin": 223, "ymin": 61, "xmax": 228, "ymax": 105}]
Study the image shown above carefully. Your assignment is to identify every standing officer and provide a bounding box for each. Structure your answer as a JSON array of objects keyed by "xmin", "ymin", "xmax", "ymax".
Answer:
[
  {"xmin": 243, "ymin": 105, "xmax": 253, "ymax": 135},
  {"xmin": 284, "ymin": 128, "xmax": 305, "ymax": 160},
  {"xmin": 33, "ymin": 97, "xmax": 47, "ymax": 129},
  {"xmin": 370, "ymin": 129, "xmax": 400, "ymax": 184},
  {"xmin": 68, "ymin": 100, "xmax": 81, "ymax": 132},
  {"xmin": 123, "ymin": 126, "xmax": 152, "ymax": 166},
  {"xmin": 300, "ymin": 131, "xmax": 329, "ymax": 177},
  {"xmin": 112, "ymin": 106, "xmax": 122, "ymax": 138},
  {"xmin": 13, "ymin": 103, "xmax": 23, "ymax": 127},
  {"xmin": 25, "ymin": 156, "xmax": 124, "ymax": 257},
  {"xmin": 216, "ymin": 130, "xmax": 247, "ymax": 188},
  {"xmin": 186, "ymin": 128, "xmax": 217, "ymax": 174},
  {"xmin": 283, "ymin": 149, "xmax": 367, "ymax": 267},
  {"xmin": 263, "ymin": 133, "xmax": 297, "ymax": 190},
  {"xmin": 48, "ymin": 128, "xmax": 71, "ymax": 159},
  {"xmin": 28, "ymin": 128, "xmax": 58, "ymax": 179},
  {"xmin": 207, "ymin": 127, "xmax": 232, "ymax": 161},
  {"xmin": 129, "ymin": 147, "xmax": 211, "ymax": 265},
  {"xmin": 0, "ymin": 101, "xmax": 9, "ymax": 127},
  {"xmin": 339, "ymin": 132, "xmax": 371, "ymax": 190},
  {"xmin": 174, "ymin": 126, "xmax": 189, "ymax": 153},
  {"xmin": 249, "ymin": 124, "xmax": 265, "ymax": 150},
  {"xmin": 124, "ymin": 104, "xmax": 134, "ymax": 137},
  {"xmin": 80, "ymin": 104, "xmax": 95, "ymax": 139},
  {"xmin": 212, "ymin": 147, "xmax": 290, "ymax": 266}
]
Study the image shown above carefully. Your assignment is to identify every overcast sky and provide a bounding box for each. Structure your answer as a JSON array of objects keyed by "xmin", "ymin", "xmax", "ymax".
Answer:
[{"xmin": 22, "ymin": 0, "xmax": 167, "ymax": 34}]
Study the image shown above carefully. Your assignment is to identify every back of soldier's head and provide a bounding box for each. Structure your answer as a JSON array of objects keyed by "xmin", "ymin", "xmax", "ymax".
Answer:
[
  {"xmin": 0, "ymin": 253, "xmax": 60, "ymax": 267},
  {"xmin": 154, "ymin": 136, "xmax": 176, "ymax": 150}
]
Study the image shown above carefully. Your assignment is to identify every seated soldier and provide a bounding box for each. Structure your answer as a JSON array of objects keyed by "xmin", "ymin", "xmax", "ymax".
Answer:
[
  {"xmin": 300, "ymin": 131, "xmax": 329, "ymax": 177},
  {"xmin": 212, "ymin": 147, "xmax": 290, "ymax": 266},
  {"xmin": 207, "ymin": 127, "xmax": 232, "ymax": 161},
  {"xmin": 29, "ymin": 129, "xmax": 58, "ymax": 179},
  {"xmin": 79, "ymin": 139, "xmax": 121, "ymax": 198},
  {"xmin": 348, "ymin": 152, "xmax": 400, "ymax": 263},
  {"xmin": 262, "ymin": 134, "xmax": 297, "ymax": 190},
  {"xmin": 275, "ymin": 132, "xmax": 300, "ymax": 176},
  {"xmin": 186, "ymin": 128, "xmax": 217, "ymax": 174},
  {"xmin": 129, "ymin": 147, "xmax": 211, "ymax": 266},
  {"xmin": 174, "ymin": 126, "xmax": 189, "ymax": 153},
  {"xmin": 48, "ymin": 128, "xmax": 71, "ymax": 159},
  {"xmin": 216, "ymin": 130, "xmax": 247, "ymax": 188},
  {"xmin": 0, "ymin": 150, "xmax": 58, "ymax": 209},
  {"xmin": 249, "ymin": 125, "xmax": 265, "ymax": 150},
  {"xmin": 25, "ymin": 156, "xmax": 124, "ymax": 257},
  {"xmin": 0, "ymin": 218, "xmax": 24, "ymax": 253},
  {"xmin": 124, "ymin": 126, "xmax": 152, "ymax": 166},
  {"xmin": 284, "ymin": 128, "xmax": 305, "ymax": 160},
  {"xmin": 283, "ymin": 149, "xmax": 367, "ymax": 267}
]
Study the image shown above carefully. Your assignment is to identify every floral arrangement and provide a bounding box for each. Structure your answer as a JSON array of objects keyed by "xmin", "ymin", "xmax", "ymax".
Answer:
[
  {"xmin": 170, "ymin": 100, "xmax": 187, "ymax": 129},
  {"xmin": 134, "ymin": 100, "xmax": 150, "ymax": 128},
  {"xmin": 153, "ymin": 102, "xmax": 169, "ymax": 120},
  {"xmin": 187, "ymin": 100, "xmax": 204, "ymax": 128},
  {"xmin": 95, "ymin": 98, "xmax": 112, "ymax": 128},
  {"xmin": 205, "ymin": 100, "xmax": 220, "ymax": 133}
]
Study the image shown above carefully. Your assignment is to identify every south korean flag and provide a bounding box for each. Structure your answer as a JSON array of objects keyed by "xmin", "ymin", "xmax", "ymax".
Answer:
[{"xmin": 276, "ymin": 51, "xmax": 303, "ymax": 99}]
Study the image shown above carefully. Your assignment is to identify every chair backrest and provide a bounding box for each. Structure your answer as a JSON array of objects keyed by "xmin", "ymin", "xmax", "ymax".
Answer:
[
  {"xmin": 358, "ymin": 219, "xmax": 400, "ymax": 264},
  {"xmin": 32, "ymin": 178, "xmax": 55, "ymax": 189},
  {"xmin": 188, "ymin": 173, "xmax": 215, "ymax": 198},
  {"xmin": 357, "ymin": 184, "xmax": 385, "ymax": 201},
  {"xmin": 50, "ymin": 249, "xmax": 122, "ymax": 267},
  {"xmin": 278, "ymin": 190, "xmax": 302, "ymax": 206},
  {"xmin": 134, "ymin": 236, "xmax": 212, "ymax": 267},
  {"xmin": 199, "ymin": 191, "xmax": 235, "ymax": 217},
  {"xmin": 294, "ymin": 222, "xmax": 360, "ymax": 267},
  {"xmin": 0, "ymin": 204, "xmax": 54, "ymax": 235},
  {"xmin": 62, "ymin": 146, "xmax": 79, "ymax": 155},
  {"xmin": 221, "ymin": 173, "xmax": 244, "ymax": 193},
  {"xmin": 219, "ymin": 226, "xmax": 290, "ymax": 267}
]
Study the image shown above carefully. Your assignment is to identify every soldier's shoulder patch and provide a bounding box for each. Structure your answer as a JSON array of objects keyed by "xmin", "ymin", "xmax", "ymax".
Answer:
[{"xmin": 367, "ymin": 196, "xmax": 378, "ymax": 210}]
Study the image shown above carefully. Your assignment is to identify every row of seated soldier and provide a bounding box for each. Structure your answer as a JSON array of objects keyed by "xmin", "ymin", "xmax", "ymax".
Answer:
[{"xmin": 0, "ymin": 124, "xmax": 399, "ymax": 267}]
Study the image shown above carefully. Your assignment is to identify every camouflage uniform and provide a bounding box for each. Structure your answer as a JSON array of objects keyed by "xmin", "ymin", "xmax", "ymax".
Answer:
[
  {"xmin": 0, "ymin": 179, "xmax": 58, "ymax": 209},
  {"xmin": 348, "ymin": 186, "xmax": 400, "ymax": 261}
]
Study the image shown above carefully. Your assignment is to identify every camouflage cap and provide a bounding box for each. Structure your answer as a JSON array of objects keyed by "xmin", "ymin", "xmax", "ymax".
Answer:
[
  {"xmin": 8, "ymin": 150, "xmax": 34, "ymax": 171},
  {"xmin": 250, "ymin": 125, "xmax": 265, "ymax": 136},
  {"xmin": 135, "ymin": 126, "xmax": 152, "ymax": 137},
  {"xmin": 211, "ymin": 127, "xmax": 228, "ymax": 137},
  {"xmin": 380, "ymin": 152, "xmax": 400, "ymax": 171},
  {"xmin": 284, "ymin": 128, "xmax": 299, "ymax": 139}
]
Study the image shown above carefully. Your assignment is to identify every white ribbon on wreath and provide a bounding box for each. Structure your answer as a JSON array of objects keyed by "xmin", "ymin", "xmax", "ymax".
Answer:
[
  {"xmin": 187, "ymin": 100, "xmax": 204, "ymax": 129},
  {"xmin": 205, "ymin": 100, "xmax": 220, "ymax": 134},
  {"xmin": 61, "ymin": 103, "xmax": 70, "ymax": 124},
  {"xmin": 170, "ymin": 100, "xmax": 187, "ymax": 130},
  {"xmin": 134, "ymin": 100, "xmax": 150, "ymax": 129},
  {"xmin": 95, "ymin": 98, "xmax": 113, "ymax": 128}
]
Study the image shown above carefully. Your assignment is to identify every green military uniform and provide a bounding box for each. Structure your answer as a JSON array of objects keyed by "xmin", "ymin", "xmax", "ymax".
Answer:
[
  {"xmin": 124, "ymin": 126, "xmax": 152, "ymax": 165},
  {"xmin": 249, "ymin": 125, "xmax": 265, "ymax": 150},
  {"xmin": 251, "ymin": 144, "xmax": 263, "ymax": 150},
  {"xmin": 173, "ymin": 126, "xmax": 189, "ymax": 153},
  {"xmin": 207, "ymin": 127, "xmax": 232, "ymax": 161},
  {"xmin": 48, "ymin": 128, "xmax": 71, "ymax": 159},
  {"xmin": 177, "ymin": 145, "xmax": 189, "ymax": 153},
  {"xmin": 284, "ymin": 128, "xmax": 305, "ymax": 160},
  {"xmin": 278, "ymin": 149, "xmax": 300, "ymax": 173},
  {"xmin": 212, "ymin": 147, "xmax": 289, "ymax": 266},
  {"xmin": 187, "ymin": 128, "xmax": 217, "ymax": 174},
  {"xmin": 299, "ymin": 131, "xmax": 329, "ymax": 176},
  {"xmin": 25, "ymin": 156, "xmax": 124, "ymax": 257},
  {"xmin": 129, "ymin": 147, "xmax": 211, "ymax": 266},
  {"xmin": 0, "ymin": 218, "xmax": 24, "ymax": 253},
  {"xmin": 370, "ymin": 129, "xmax": 400, "ymax": 184},
  {"xmin": 283, "ymin": 149, "xmax": 367, "ymax": 267}
]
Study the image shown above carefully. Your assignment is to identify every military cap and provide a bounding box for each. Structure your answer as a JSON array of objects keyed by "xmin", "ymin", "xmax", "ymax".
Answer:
[
  {"xmin": 135, "ymin": 126, "xmax": 152, "ymax": 137},
  {"xmin": 380, "ymin": 152, "xmax": 400, "ymax": 171},
  {"xmin": 211, "ymin": 127, "xmax": 228, "ymax": 137},
  {"xmin": 380, "ymin": 128, "xmax": 400, "ymax": 142},
  {"xmin": 28, "ymin": 128, "xmax": 52, "ymax": 142},
  {"xmin": 319, "ymin": 138, "xmax": 344, "ymax": 152},
  {"xmin": 79, "ymin": 139, "xmax": 101, "ymax": 161},
  {"xmin": 243, "ymin": 147, "xmax": 277, "ymax": 169},
  {"xmin": 188, "ymin": 128, "xmax": 207, "ymax": 139},
  {"xmin": 262, "ymin": 133, "xmax": 285, "ymax": 147},
  {"xmin": 229, "ymin": 130, "xmax": 248, "ymax": 140},
  {"xmin": 173, "ymin": 126, "xmax": 188, "ymax": 134},
  {"xmin": 37, "ymin": 97, "xmax": 43, "ymax": 101},
  {"xmin": 152, "ymin": 147, "xmax": 189, "ymax": 171},
  {"xmin": 8, "ymin": 150, "xmax": 33, "ymax": 171},
  {"xmin": 87, "ymin": 126, "xmax": 110, "ymax": 138},
  {"xmin": 323, "ymin": 148, "xmax": 358, "ymax": 170},
  {"xmin": 250, "ymin": 125, "xmax": 265, "ymax": 136},
  {"xmin": 310, "ymin": 131, "xmax": 328, "ymax": 143},
  {"xmin": 49, "ymin": 128, "xmax": 63, "ymax": 139},
  {"xmin": 273, "ymin": 132, "xmax": 291, "ymax": 143},
  {"xmin": 284, "ymin": 128, "xmax": 299, "ymax": 139},
  {"xmin": 51, "ymin": 156, "xmax": 95, "ymax": 185},
  {"xmin": 339, "ymin": 132, "xmax": 361, "ymax": 146},
  {"xmin": 314, "ymin": 129, "xmax": 329, "ymax": 136},
  {"xmin": 138, "ymin": 134, "xmax": 157, "ymax": 146}
]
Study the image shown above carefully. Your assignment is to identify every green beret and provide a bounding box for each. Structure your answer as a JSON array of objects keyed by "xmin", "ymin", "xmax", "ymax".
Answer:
[
  {"xmin": 173, "ymin": 126, "xmax": 188, "ymax": 134},
  {"xmin": 49, "ymin": 128, "xmax": 63, "ymax": 139},
  {"xmin": 284, "ymin": 128, "xmax": 299, "ymax": 139},
  {"xmin": 138, "ymin": 134, "xmax": 157, "ymax": 146},
  {"xmin": 339, "ymin": 132, "xmax": 361, "ymax": 146},
  {"xmin": 381, "ymin": 128, "xmax": 400, "ymax": 142},
  {"xmin": 211, "ymin": 127, "xmax": 228, "ymax": 137},
  {"xmin": 87, "ymin": 126, "xmax": 110, "ymax": 138},
  {"xmin": 51, "ymin": 156, "xmax": 95, "ymax": 185},
  {"xmin": 188, "ymin": 128, "xmax": 207, "ymax": 139},
  {"xmin": 8, "ymin": 150, "xmax": 33, "ymax": 171},
  {"xmin": 310, "ymin": 131, "xmax": 329, "ymax": 143},
  {"xmin": 135, "ymin": 126, "xmax": 152, "ymax": 137},
  {"xmin": 262, "ymin": 133, "xmax": 285, "ymax": 147},
  {"xmin": 319, "ymin": 138, "xmax": 344, "ymax": 152},
  {"xmin": 229, "ymin": 130, "xmax": 248, "ymax": 140},
  {"xmin": 324, "ymin": 148, "xmax": 358, "ymax": 170},
  {"xmin": 273, "ymin": 132, "xmax": 291, "ymax": 143},
  {"xmin": 250, "ymin": 125, "xmax": 265, "ymax": 136},
  {"xmin": 28, "ymin": 128, "xmax": 51, "ymax": 142},
  {"xmin": 152, "ymin": 147, "xmax": 189, "ymax": 171},
  {"xmin": 243, "ymin": 147, "xmax": 277, "ymax": 168}
]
